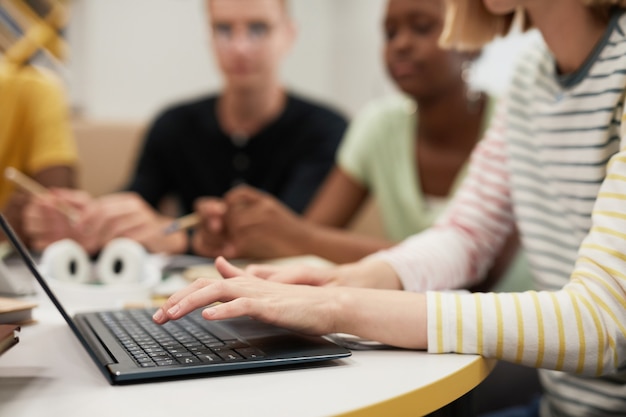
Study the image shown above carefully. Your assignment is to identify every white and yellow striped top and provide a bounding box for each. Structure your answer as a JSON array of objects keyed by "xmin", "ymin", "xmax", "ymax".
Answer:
[{"xmin": 373, "ymin": 10, "xmax": 626, "ymax": 417}]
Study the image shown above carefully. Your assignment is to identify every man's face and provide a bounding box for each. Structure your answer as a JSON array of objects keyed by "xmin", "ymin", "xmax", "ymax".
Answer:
[{"xmin": 208, "ymin": 0, "xmax": 293, "ymax": 91}]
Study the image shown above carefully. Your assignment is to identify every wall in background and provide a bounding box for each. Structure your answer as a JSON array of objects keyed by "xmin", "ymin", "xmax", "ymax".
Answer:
[{"xmin": 65, "ymin": 0, "xmax": 538, "ymax": 122}]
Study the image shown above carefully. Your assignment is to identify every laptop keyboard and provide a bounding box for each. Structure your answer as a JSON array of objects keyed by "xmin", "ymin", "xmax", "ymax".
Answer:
[{"xmin": 99, "ymin": 309, "xmax": 266, "ymax": 368}]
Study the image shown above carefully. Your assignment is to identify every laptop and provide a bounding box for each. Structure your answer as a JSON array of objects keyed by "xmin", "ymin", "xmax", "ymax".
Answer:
[{"xmin": 0, "ymin": 214, "xmax": 351, "ymax": 384}]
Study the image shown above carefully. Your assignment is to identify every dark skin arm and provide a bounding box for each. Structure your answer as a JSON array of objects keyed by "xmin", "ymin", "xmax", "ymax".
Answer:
[
  {"xmin": 219, "ymin": 168, "xmax": 397, "ymax": 264},
  {"xmin": 304, "ymin": 168, "xmax": 369, "ymax": 227},
  {"xmin": 221, "ymin": 164, "xmax": 519, "ymax": 289}
]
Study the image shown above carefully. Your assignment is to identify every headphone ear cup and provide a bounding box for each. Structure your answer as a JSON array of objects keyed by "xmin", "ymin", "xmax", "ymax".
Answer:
[
  {"xmin": 95, "ymin": 238, "xmax": 147, "ymax": 285},
  {"xmin": 40, "ymin": 239, "xmax": 92, "ymax": 284}
]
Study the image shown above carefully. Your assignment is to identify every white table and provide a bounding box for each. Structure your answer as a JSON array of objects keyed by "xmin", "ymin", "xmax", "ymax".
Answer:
[{"xmin": 0, "ymin": 298, "xmax": 494, "ymax": 417}]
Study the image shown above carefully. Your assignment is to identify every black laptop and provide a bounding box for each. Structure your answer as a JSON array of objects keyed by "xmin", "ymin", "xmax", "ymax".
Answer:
[{"xmin": 0, "ymin": 214, "xmax": 351, "ymax": 384}]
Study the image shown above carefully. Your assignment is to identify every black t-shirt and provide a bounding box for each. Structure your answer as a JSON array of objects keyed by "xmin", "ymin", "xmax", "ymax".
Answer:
[{"xmin": 127, "ymin": 93, "xmax": 347, "ymax": 214}]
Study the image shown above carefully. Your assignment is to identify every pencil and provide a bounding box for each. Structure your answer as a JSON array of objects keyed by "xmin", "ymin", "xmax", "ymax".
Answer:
[
  {"xmin": 4, "ymin": 167, "xmax": 49, "ymax": 195},
  {"xmin": 4, "ymin": 167, "xmax": 78, "ymax": 222},
  {"xmin": 163, "ymin": 213, "xmax": 201, "ymax": 234}
]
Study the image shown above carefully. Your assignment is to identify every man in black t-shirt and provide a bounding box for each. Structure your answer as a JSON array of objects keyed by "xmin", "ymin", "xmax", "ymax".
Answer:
[{"xmin": 23, "ymin": 0, "xmax": 347, "ymax": 255}]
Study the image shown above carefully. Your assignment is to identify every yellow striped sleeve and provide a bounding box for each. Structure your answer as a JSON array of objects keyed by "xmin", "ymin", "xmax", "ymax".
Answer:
[
  {"xmin": 435, "ymin": 292, "xmax": 443, "ymax": 353},
  {"xmin": 609, "ymin": 155, "xmax": 626, "ymax": 164},
  {"xmin": 549, "ymin": 292, "xmax": 566, "ymax": 371},
  {"xmin": 455, "ymin": 295, "xmax": 463, "ymax": 352},
  {"xmin": 513, "ymin": 293, "xmax": 524, "ymax": 363},
  {"xmin": 474, "ymin": 293, "xmax": 483, "ymax": 354},
  {"xmin": 530, "ymin": 292, "xmax": 545, "ymax": 368},
  {"xmin": 577, "ymin": 295, "xmax": 606, "ymax": 375},
  {"xmin": 577, "ymin": 258, "xmax": 626, "ymax": 281},
  {"xmin": 597, "ymin": 192, "xmax": 626, "ymax": 201},
  {"xmin": 593, "ymin": 210, "xmax": 626, "ymax": 221},
  {"xmin": 589, "ymin": 226, "xmax": 626, "ymax": 242},
  {"xmin": 567, "ymin": 291, "xmax": 586, "ymax": 373},
  {"xmin": 495, "ymin": 296, "xmax": 504, "ymax": 358},
  {"xmin": 581, "ymin": 243, "xmax": 626, "ymax": 264},
  {"xmin": 572, "ymin": 270, "xmax": 626, "ymax": 310}
]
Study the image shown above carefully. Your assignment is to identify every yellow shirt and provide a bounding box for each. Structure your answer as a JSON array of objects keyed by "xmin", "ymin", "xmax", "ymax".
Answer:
[{"xmin": 0, "ymin": 63, "xmax": 77, "ymax": 207}]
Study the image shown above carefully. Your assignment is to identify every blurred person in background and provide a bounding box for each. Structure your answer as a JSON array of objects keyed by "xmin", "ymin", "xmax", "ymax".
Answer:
[
  {"xmin": 192, "ymin": 0, "xmax": 525, "ymax": 294},
  {"xmin": 24, "ymin": 0, "xmax": 347, "ymax": 255},
  {"xmin": 0, "ymin": 0, "xmax": 78, "ymax": 247}
]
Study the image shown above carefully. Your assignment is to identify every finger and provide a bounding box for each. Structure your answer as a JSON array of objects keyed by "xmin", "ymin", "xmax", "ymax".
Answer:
[
  {"xmin": 224, "ymin": 184, "xmax": 264, "ymax": 207},
  {"xmin": 202, "ymin": 211, "xmax": 225, "ymax": 234},
  {"xmin": 215, "ymin": 256, "xmax": 247, "ymax": 278},
  {"xmin": 153, "ymin": 278, "xmax": 215, "ymax": 323},
  {"xmin": 50, "ymin": 189, "xmax": 91, "ymax": 208},
  {"xmin": 245, "ymin": 264, "xmax": 283, "ymax": 279},
  {"xmin": 195, "ymin": 200, "xmax": 226, "ymax": 233},
  {"xmin": 202, "ymin": 297, "xmax": 259, "ymax": 321},
  {"xmin": 160, "ymin": 279, "xmax": 243, "ymax": 322},
  {"xmin": 195, "ymin": 196, "xmax": 224, "ymax": 209}
]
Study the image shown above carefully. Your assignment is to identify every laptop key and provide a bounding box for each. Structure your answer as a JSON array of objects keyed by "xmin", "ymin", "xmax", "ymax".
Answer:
[
  {"xmin": 155, "ymin": 359, "xmax": 177, "ymax": 366},
  {"xmin": 196, "ymin": 353, "xmax": 223, "ymax": 363},
  {"xmin": 235, "ymin": 347, "xmax": 266, "ymax": 359},
  {"xmin": 177, "ymin": 356, "xmax": 201, "ymax": 365},
  {"xmin": 139, "ymin": 362, "xmax": 157, "ymax": 368},
  {"xmin": 214, "ymin": 349, "xmax": 243, "ymax": 361}
]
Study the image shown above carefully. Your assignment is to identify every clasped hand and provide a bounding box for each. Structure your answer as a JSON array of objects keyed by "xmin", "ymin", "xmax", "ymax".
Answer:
[{"xmin": 192, "ymin": 184, "xmax": 311, "ymax": 259}]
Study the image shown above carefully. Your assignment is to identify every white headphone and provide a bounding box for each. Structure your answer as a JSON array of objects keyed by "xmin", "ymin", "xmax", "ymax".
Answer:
[{"xmin": 40, "ymin": 238, "xmax": 152, "ymax": 285}]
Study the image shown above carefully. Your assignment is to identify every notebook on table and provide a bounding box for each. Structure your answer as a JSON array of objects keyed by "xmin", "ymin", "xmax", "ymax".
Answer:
[{"xmin": 0, "ymin": 214, "xmax": 351, "ymax": 385}]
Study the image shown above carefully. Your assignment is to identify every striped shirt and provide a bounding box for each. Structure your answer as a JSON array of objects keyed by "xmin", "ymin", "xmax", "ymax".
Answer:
[{"xmin": 371, "ymin": 11, "xmax": 626, "ymax": 417}]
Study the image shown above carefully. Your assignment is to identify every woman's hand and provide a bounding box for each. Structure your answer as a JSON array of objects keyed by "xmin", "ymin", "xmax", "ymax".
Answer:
[
  {"xmin": 153, "ymin": 257, "xmax": 427, "ymax": 349},
  {"xmin": 153, "ymin": 256, "xmax": 342, "ymax": 336},
  {"xmin": 246, "ymin": 258, "xmax": 404, "ymax": 290}
]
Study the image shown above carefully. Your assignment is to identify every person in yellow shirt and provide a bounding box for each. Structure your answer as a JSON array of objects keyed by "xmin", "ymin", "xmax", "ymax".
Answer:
[{"xmin": 0, "ymin": 63, "xmax": 78, "ymax": 244}]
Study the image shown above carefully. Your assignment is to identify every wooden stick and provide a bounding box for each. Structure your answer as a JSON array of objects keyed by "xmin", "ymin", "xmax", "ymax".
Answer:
[
  {"xmin": 163, "ymin": 213, "xmax": 201, "ymax": 235},
  {"xmin": 4, "ymin": 167, "xmax": 48, "ymax": 195},
  {"xmin": 4, "ymin": 167, "xmax": 78, "ymax": 222}
]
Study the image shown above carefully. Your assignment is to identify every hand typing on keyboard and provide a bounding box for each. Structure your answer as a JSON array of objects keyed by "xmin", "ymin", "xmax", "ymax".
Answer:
[{"xmin": 152, "ymin": 256, "xmax": 428, "ymax": 350}]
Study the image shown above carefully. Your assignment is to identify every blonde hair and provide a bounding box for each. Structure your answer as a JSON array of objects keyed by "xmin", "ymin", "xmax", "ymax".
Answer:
[{"xmin": 440, "ymin": 0, "xmax": 626, "ymax": 51}]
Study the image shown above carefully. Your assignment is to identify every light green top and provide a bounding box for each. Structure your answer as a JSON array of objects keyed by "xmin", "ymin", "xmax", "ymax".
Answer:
[
  {"xmin": 338, "ymin": 94, "xmax": 493, "ymax": 241},
  {"xmin": 338, "ymin": 93, "xmax": 530, "ymax": 292}
]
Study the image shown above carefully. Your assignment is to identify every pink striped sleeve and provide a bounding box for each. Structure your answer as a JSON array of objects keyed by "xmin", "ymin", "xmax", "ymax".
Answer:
[{"xmin": 367, "ymin": 101, "xmax": 516, "ymax": 291}]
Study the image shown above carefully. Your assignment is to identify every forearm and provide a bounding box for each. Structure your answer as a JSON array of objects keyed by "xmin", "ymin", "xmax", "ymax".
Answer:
[
  {"xmin": 333, "ymin": 287, "xmax": 427, "ymax": 349},
  {"xmin": 334, "ymin": 258, "xmax": 404, "ymax": 290},
  {"xmin": 300, "ymin": 223, "xmax": 396, "ymax": 263}
]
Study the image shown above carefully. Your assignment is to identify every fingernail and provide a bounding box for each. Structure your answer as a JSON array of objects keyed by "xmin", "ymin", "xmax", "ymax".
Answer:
[
  {"xmin": 167, "ymin": 305, "xmax": 180, "ymax": 316},
  {"xmin": 152, "ymin": 309, "xmax": 163, "ymax": 321}
]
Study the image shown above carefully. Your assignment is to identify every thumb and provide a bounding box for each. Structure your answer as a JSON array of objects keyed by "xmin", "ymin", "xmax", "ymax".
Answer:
[
  {"xmin": 215, "ymin": 256, "xmax": 246, "ymax": 279},
  {"xmin": 225, "ymin": 184, "xmax": 265, "ymax": 207}
]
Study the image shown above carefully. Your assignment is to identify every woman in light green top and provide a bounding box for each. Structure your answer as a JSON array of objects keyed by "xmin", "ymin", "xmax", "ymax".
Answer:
[
  {"xmin": 192, "ymin": 0, "xmax": 522, "ymax": 290},
  {"xmin": 337, "ymin": 93, "xmax": 492, "ymax": 242}
]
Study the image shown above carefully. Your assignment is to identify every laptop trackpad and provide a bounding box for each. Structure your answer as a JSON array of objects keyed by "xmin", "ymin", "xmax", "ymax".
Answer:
[{"xmin": 213, "ymin": 317, "xmax": 333, "ymax": 354}]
